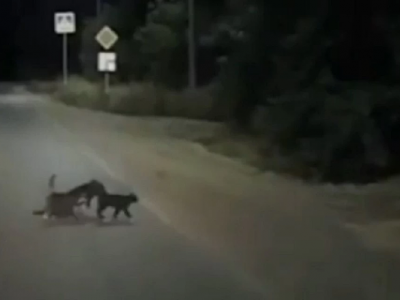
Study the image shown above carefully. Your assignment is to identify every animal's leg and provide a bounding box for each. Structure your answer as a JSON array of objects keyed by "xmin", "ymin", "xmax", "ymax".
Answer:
[
  {"xmin": 123, "ymin": 208, "xmax": 132, "ymax": 218},
  {"xmin": 72, "ymin": 211, "xmax": 79, "ymax": 220},
  {"xmin": 113, "ymin": 208, "xmax": 121, "ymax": 219},
  {"xmin": 44, "ymin": 195, "xmax": 51, "ymax": 217},
  {"xmin": 86, "ymin": 196, "xmax": 92, "ymax": 208},
  {"xmin": 97, "ymin": 207, "xmax": 105, "ymax": 219},
  {"xmin": 45, "ymin": 213, "xmax": 55, "ymax": 220}
]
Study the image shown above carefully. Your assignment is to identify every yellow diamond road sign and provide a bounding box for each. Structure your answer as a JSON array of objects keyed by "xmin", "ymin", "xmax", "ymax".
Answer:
[{"xmin": 95, "ymin": 26, "xmax": 118, "ymax": 50}]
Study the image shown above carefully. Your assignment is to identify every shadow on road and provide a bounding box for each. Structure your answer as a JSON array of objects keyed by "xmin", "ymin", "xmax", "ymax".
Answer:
[
  {"xmin": 95, "ymin": 220, "xmax": 135, "ymax": 227},
  {"xmin": 37, "ymin": 213, "xmax": 135, "ymax": 228}
]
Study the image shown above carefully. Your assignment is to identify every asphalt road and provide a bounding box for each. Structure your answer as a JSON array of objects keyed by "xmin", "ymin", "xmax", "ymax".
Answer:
[{"xmin": 0, "ymin": 94, "xmax": 267, "ymax": 300}]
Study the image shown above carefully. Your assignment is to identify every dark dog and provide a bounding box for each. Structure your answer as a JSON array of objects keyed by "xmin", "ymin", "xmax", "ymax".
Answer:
[
  {"xmin": 97, "ymin": 192, "xmax": 138, "ymax": 220},
  {"xmin": 33, "ymin": 174, "xmax": 106, "ymax": 219}
]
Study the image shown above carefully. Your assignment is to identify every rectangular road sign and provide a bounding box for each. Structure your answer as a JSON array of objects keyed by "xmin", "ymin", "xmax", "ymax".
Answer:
[
  {"xmin": 54, "ymin": 12, "xmax": 76, "ymax": 34},
  {"xmin": 98, "ymin": 52, "xmax": 117, "ymax": 72}
]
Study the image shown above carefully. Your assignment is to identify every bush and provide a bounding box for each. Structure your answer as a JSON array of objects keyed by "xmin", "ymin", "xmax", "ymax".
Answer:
[
  {"xmin": 107, "ymin": 82, "xmax": 229, "ymax": 120},
  {"xmin": 263, "ymin": 83, "xmax": 400, "ymax": 183},
  {"xmin": 27, "ymin": 80, "xmax": 59, "ymax": 94},
  {"xmin": 107, "ymin": 82, "xmax": 159, "ymax": 115},
  {"xmin": 52, "ymin": 76, "xmax": 107, "ymax": 110},
  {"xmin": 52, "ymin": 77, "xmax": 230, "ymax": 121}
]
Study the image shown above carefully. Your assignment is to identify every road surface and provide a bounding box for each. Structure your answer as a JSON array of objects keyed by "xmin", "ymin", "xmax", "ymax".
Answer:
[
  {"xmin": 0, "ymin": 94, "xmax": 267, "ymax": 299},
  {"xmin": 2, "ymin": 91, "xmax": 400, "ymax": 300}
]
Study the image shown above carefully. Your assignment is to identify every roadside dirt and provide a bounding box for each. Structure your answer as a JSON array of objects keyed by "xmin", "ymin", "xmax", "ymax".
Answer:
[{"xmin": 42, "ymin": 100, "xmax": 400, "ymax": 299}]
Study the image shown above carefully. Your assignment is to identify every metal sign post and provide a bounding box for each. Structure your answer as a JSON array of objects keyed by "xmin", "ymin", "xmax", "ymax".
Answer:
[
  {"xmin": 54, "ymin": 12, "xmax": 76, "ymax": 85},
  {"xmin": 188, "ymin": 0, "xmax": 196, "ymax": 88},
  {"xmin": 98, "ymin": 52, "xmax": 116, "ymax": 93},
  {"xmin": 104, "ymin": 72, "xmax": 110, "ymax": 94},
  {"xmin": 96, "ymin": 0, "xmax": 101, "ymax": 16},
  {"xmin": 62, "ymin": 34, "xmax": 68, "ymax": 85}
]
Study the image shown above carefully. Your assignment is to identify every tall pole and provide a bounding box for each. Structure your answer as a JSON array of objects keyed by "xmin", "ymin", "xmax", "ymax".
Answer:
[
  {"xmin": 104, "ymin": 72, "xmax": 110, "ymax": 94},
  {"xmin": 188, "ymin": 0, "xmax": 196, "ymax": 89},
  {"xmin": 96, "ymin": 0, "xmax": 101, "ymax": 16},
  {"xmin": 62, "ymin": 33, "xmax": 68, "ymax": 85}
]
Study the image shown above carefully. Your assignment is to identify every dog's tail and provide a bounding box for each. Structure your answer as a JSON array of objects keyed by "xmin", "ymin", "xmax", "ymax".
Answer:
[
  {"xmin": 32, "ymin": 209, "xmax": 45, "ymax": 215},
  {"xmin": 49, "ymin": 174, "xmax": 56, "ymax": 192}
]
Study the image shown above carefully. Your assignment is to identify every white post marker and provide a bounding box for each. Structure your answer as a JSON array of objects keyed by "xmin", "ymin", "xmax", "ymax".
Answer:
[
  {"xmin": 98, "ymin": 52, "xmax": 117, "ymax": 93},
  {"xmin": 54, "ymin": 12, "xmax": 76, "ymax": 85}
]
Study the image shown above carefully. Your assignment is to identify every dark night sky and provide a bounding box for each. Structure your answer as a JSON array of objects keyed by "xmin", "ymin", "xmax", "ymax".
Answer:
[
  {"xmin": 2, "ymin": 0, "xmax": 399, "ymax": 82},
  {"xmin": 0, "ymin": 0, "xmax": 101, "ymax": 80}
]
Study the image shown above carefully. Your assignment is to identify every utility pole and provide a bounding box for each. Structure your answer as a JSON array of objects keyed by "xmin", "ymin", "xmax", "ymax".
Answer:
[
  {"xmin": 96, "ymin": 0, "xmax": 101, "ymax": 16},
  {"xmin": 188, "ymin": 0, "xmax": 196, "ymax": 88}
]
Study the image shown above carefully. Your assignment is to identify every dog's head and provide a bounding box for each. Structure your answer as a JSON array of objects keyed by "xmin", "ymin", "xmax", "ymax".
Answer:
[
  {"xmin": 88, "ymin": 179, "xmax": 107, "ymax": 195},
  {"xmin": 128, "ymin": 193, "xmax": 139, "ymax": 204}
]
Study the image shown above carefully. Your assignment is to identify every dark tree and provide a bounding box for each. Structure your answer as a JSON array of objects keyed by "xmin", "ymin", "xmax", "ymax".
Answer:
[{"xmin": 328, "ymin": 0, "xmax": 395, "ymax": 81}]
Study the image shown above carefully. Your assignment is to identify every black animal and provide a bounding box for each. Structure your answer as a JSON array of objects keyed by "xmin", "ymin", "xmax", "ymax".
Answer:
[
  {"xmin": 33, "ymin": 174, "xmax": 106, "ymax": 219},
  {"xmin": 97, "ymin": 192, "xmax": 139, "ymax": 220}
]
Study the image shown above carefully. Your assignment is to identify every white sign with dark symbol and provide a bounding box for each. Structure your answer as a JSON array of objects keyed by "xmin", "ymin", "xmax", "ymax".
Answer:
[
  {"xmin": 54, "ymin": 12, "xmax": 76, "ymax": 34},
  {"xmin": 98, "ymin": 52, "xmax": 117, "ymax": 72}
]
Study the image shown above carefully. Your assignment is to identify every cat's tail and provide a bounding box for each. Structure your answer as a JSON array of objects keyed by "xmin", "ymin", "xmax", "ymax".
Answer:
[
  {"xmin": 49, "ymin": 174, "xmax": 56, "ymax": 192},
  {"xmin": 33, "ymin": 174, "xmax": 57, "ymax": 216}
]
